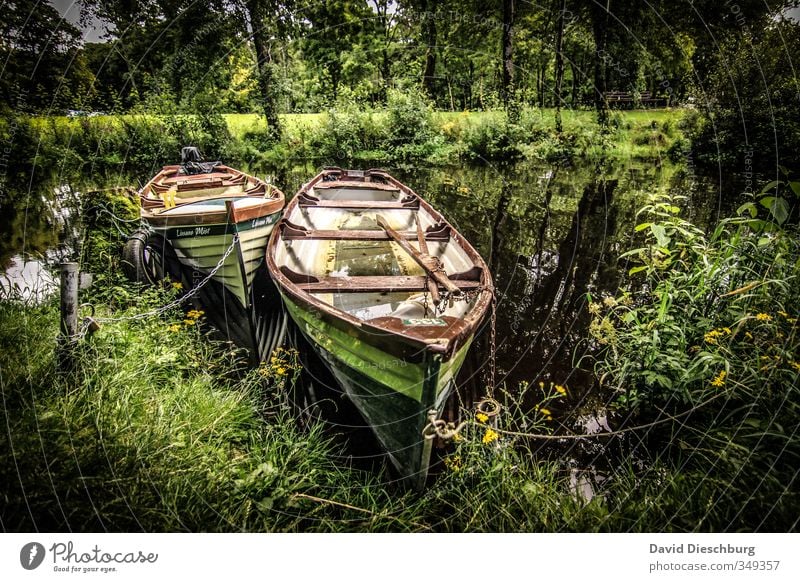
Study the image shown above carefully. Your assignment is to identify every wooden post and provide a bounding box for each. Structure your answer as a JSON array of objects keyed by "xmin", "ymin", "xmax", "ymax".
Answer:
[{"xmin": 58, "ymin": 262, "xmax": 79, "ymax": 371}]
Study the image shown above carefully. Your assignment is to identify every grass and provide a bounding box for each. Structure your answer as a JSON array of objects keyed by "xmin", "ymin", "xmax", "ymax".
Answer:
[
  {"xmin": 3, "ymin": 177, "xmax": 798, "ymax": 532},
  {"xmin": 0, "ymin": 290, "xmax": 591, "ymax": 532}
]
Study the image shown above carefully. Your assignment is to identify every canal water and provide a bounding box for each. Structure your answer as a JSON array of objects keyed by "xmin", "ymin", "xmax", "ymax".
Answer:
[{"xmin": 0, "ymin": 157, "xmax": 743, "ymax": 451}]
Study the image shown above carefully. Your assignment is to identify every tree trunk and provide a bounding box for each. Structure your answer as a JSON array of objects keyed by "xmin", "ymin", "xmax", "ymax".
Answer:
[
  {"xmin": 570, "ymin": 61, "xmax": 579, "ymax": 106},
  {"xmin": 245, "ymin": 0, "xmax": 281, "ymax": 140},
  {"xmin": 554, "ymin": 0, "xmax": 567, "ymax": 133},
  {"xmin": 376, "ymin": 0, "xmax": 391, "ymax": 102},
  {"xmin": 590, "ymin": 0, "xmax": 610, "ymax": 128},
  {"xmin": 422, "ymin": 1, "xmax": 437, "ymax": 99},
  {"xmin": 501, "ymin": 0, "xmax": 516, "ymax": 118}
]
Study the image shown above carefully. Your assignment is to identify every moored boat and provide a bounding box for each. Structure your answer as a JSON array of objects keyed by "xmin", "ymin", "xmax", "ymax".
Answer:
[
  {"xmin": 266, "ymin": 167, "xmax": 493, "ymax": 487},
  {"xmin": 123, "ymin": 148, "xmax": 287, "ymax": 361}
]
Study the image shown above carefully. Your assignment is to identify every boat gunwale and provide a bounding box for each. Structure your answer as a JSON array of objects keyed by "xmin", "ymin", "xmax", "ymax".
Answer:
[
  {"xmin": 142, "ymin": 196, "xmax": 285, "ymax": 227},
  {"xmin": 266, "ymin": 168, "xmax": 494, "ymax": 359},
  {"xmin": 139, "ymin": 164, "xmax": 284, "ymax": 214}
]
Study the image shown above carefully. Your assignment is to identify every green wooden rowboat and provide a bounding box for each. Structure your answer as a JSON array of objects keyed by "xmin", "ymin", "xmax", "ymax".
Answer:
[
  {"xmin": 266, "ymin": 168, "xmax": 493, "ymax": 487},
  {"xmin": 123, "ymin": 150, "xmax": 287, "ymax": 361}
]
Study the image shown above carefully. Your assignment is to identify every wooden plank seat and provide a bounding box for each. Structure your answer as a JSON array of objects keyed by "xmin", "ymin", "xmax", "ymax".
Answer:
[
  {"xmin": 280, "ymin": 221, "xmax": 450, "ymax": 241},
  {"xmin": 313, "ymin": 180, "xmax": 400, "ymax": 191},
  {"xmin": 279, "ymin": 266, "xmax": 482, "ymax": 293},
  {"xmin": 296, "ymin": 192, "xmax": 419, "ymax": 209}
]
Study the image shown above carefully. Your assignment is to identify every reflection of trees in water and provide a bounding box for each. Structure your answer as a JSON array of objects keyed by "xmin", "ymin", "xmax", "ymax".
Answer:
[
  {"xmin": 0, "ymin": 187, "xmax": 62, "ymax": 268},
  {"xmin": 492, "ymin": 175, "xmax": 621, "ymax": 401}
]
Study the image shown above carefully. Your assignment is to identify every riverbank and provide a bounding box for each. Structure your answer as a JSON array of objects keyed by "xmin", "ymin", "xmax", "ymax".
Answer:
[
  {"xmin": 1, "ymin": 107, "xmax": 686, "ymax": 185},
  {"xmin": 1, "ymin": 171, "xmax": 797, "ymax": 531}
]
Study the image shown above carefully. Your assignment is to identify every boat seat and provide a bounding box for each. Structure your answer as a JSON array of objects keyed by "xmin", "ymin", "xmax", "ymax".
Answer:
[
  {"xmin": 280, "ymin": 221, "xmax": 449, "ymax": 241},
  {"xmin": 279, "ymin": 266, "xmax": 482, "ymax": 293},
  {"xmin": 296, "ymin": 191, "xmax": 419, "ymax": 209}
]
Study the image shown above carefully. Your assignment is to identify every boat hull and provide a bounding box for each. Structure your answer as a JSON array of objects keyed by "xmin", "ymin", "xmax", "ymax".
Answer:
[
  {"xmin": 281, "ymin": 292, "xmax": 473, "ymax": 487},
  {"xmin": 153, "ymin": 213, "xmax": 280, "ymax": 309}
]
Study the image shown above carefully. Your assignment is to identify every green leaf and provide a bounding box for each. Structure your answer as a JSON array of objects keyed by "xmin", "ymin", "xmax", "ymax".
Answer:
[
  {"xmin": 650, "ymin": 223, "xmax": 670, "ymax": 247},
  {"xmin": 789, "ymin": 180, "xmax": 800, "ymax": 198},
  {"xmin": 635, "ymin": 222, "xmax": 652, "ymax": 232},
  {"xmin": 620, "ymin": 247, "xmax": 646, "ymax": 259},
  {"xmin": 759, "ymin": 180, "xmax": 780, "ymax": 195},
  {"xmin": 628, "ymin": 265, "xmax": 648, "ymax": 275},
  {"xmin": 737, "ymin": 202, "xmax": 757, "ymax": 218},
  {"xmin": 759, "ymin": 196, "xmax": 789, "ymax": 224},
  {"xmin": 770, "ymin": 198, "xmax": 789, "ymax": 224}
]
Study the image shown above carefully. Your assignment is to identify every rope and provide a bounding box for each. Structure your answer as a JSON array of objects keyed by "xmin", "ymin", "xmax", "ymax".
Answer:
[
  {"xmin": 92, "ymin": 205, "xmax": 142, "ymax": 238},
  {"xmin": 94, "ymin": 233, "xmax": 239, "ymax": 323},
  {"xmin": 422, "ymin": 392, "xmax": 727, "ymax": 442},
  {"xmin": 482, "ymin": 391, "xmax": 727, "ymax": 441}
]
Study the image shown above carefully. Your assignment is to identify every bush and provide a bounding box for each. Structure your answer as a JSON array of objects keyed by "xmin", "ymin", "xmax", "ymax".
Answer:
[
  {"xmin": 310, "ymin": 106, "xmax": 387, "ymax": 161},
  {"xmin": 585, "ymin": 177, "xmax": 800, "ymax": 529},
  {"xmin": 385, "ymin": 88, "xmax": 443, "ymax": 160},
  {"xmin": 689, "ymin": 20, "xmax": 800, "ymax": 172}
]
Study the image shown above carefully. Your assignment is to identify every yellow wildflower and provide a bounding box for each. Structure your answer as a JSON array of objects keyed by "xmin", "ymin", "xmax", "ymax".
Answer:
[
  {"xmin": 183, "ymin": 319, "xmax": 195, "ymax": 326},
  {"xmin": 554, "ymin": 385, "xmax": 567, "ymax": 396},
  {"xmin": 276, "ymin": 367, "xmax": 287, "ymax": 376},
  {"xmin": 710, "ymin": 370, "xmax": 727, "ymax": 387},
  {"xmin": 539, "ymin": 408, "xmax": 551, "ymax": 416},
  {"xmin": 482, "ymin": 428, "xmax": 499, "ymax": 444},
  {"xmin": 168, "ymin": 324, "xmax": 181, "ymax": 333},
  {"xmin": 755, "ymin": 313, "xmax": 772, "ymax": 321},
  {"xmin": 171, "ymin": 282, "xmax": 183, "ymax": 290},
  {"xmin": 588, "ymin": 303, "xmax": 601, "ymax": 315},
  {"xmin": 476, "ymin": 412, "xmax": 489, "ymax": 424}
]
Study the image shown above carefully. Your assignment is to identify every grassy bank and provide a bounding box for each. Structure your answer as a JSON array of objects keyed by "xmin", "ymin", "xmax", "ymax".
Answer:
[
  {"xmin": 1, "ymin": 105, "xmax": 685, "ymax": 187},
  {"xmin": 1, "ymin": 174, "xmax": 798, "ymax": 532}
]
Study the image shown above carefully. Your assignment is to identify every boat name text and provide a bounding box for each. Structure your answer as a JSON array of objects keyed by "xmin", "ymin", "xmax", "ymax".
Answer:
[{"xmin": 176, "ymin": 226, "xmax": 212, "ymax": 238}]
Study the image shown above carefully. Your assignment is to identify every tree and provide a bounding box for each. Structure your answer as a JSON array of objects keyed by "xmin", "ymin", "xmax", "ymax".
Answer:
[
  {"xmin": 420, "ymin": 0, "xmax": 438, "ymax": 99},
  {"xmin": 300, "ymin": 0, "xmax": 374, "ymax": 104},
  {"xmin": 244, "ymin": 0, "xmax": 283, "ymax": 138},
  {"xmin": 0, "ymin": 0, "xmax": 93, "ymax": 111},
  {"xmin": 500, "ymin": 0, "xmax": 514, "ymax": 111},
  {"xmin": 554, "ymin": 0, "xmax": 566, "ymax": 132}
]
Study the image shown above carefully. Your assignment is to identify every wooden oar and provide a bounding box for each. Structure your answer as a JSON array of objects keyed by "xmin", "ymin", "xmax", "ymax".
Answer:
[
  {"xmin": 376, "ymin": 215, "xmax": 459, "ymax": 295},
  {"xmin": 414, "ymin": 214, "xmax": 442, "ymax": 305}
]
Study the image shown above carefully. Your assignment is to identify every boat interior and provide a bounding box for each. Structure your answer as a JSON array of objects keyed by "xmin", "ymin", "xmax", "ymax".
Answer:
[
  {"xmin": 274, "ymin": 180, "xmax": 486, "ymax": 324},
  {"xmin": 141, "ymin": 165, "xmax": 274, "ymax": 208}
]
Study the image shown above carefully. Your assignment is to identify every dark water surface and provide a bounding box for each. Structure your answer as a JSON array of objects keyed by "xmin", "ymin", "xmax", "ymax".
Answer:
[{"xmin": 0, "ymin": 158, "xmax": 740, "ymax": 422}]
